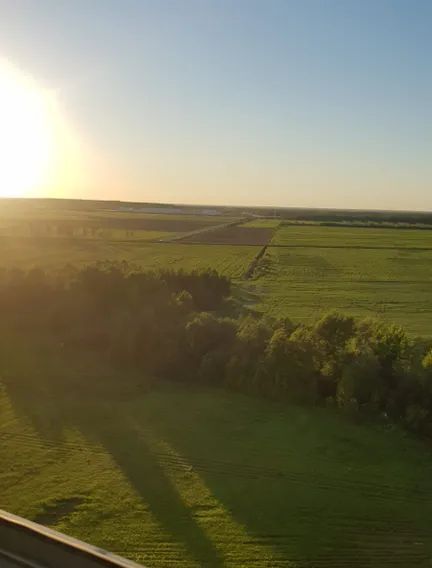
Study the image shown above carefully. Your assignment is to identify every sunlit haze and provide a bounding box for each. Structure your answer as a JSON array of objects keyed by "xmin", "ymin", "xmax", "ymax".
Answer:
[
  {"xmin": 0, "ymin": 0, "xmax": 431, "ymax": 210},
  {"xmin": 0, "ymin": 58, "xmax": 92, "ymax": 198}
]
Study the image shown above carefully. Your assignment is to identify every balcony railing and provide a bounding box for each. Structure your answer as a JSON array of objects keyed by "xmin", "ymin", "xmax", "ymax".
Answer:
[{"xmin": 0, "ymin": 509, "xmax": 145, "ymax": 568}]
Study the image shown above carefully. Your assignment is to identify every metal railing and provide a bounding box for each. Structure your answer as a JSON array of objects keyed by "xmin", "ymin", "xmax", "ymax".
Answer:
[{"xmin": 0, "ymin": 509, "xmax": 145, "ymax": 568}]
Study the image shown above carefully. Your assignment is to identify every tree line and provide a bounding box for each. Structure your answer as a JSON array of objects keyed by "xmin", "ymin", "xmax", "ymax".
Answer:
[{"xmin": 2, "ymin": 263, "xmax": 432, "ymax": 437}]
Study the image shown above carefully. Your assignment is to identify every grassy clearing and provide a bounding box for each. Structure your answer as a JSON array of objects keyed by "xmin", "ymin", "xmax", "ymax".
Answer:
[
  {"xmin": 0, "ymin": 238, "xmax": 258, "ymax": 278},
  {"xmin": 249, "ymin": 246, "xmax": 432, "ymax": 335},
  {"xmin": 2, "ymin": 344, "xmax": 432, "ymax": 568},
  {"xmin": 272, "ymin": 224, "xmax": 432, "ymax": 249}
]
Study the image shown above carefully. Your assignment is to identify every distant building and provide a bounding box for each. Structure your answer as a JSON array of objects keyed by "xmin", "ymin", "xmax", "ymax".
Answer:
[
  {"xmin": 118, "ymin": 206, "xmax": 183, "ymax": 214},
  {"xmin": 118, "ymin": 206, "xmax": 222, "ymax": 216}
]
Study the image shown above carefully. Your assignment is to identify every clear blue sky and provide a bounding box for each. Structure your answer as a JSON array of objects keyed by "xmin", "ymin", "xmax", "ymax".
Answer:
[{"xmin": 1, "ymin": 0, "xmax": 431, "ymax": 210}]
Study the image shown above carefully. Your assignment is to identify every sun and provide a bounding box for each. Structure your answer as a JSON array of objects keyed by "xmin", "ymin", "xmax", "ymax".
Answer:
[{"xmin": 0, "ymin": 59, "xmax": 56, "ymax": 197}]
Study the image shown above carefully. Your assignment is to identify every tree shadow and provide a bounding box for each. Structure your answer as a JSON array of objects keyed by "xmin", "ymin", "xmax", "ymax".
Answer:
[
  {"xmin": 88, "ymin": 414, "xmax": 224, "ymax": 567},
  {"xmin": 2, "ymin": 380, "xmax": 224, "ymax": 568},
  {"xmin": 4, "ymin": 369, "xmax": 432, "ymax": 568}
]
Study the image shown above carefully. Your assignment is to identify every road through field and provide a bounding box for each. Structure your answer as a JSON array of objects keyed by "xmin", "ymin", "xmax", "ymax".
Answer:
[
  {"xmin": 1, "ymin": 207, "xmax": 432, "ymax": 334},
  {"xmin": 157, "ymin": 217, "xmax": 247, "ymax": 243}
]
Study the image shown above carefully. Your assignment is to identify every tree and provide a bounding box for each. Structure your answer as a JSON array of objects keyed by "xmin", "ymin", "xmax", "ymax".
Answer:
[
  {"xmin": 225, "ymin": 317, "xmax": 271, "ymax": 392},
  {"xmin": 337, "ymin": 350, "xmax": 381, "ymax": 408},
  {"xmin": 185, "ymin": 313, "xmax": 237, "ymax": 382},
  {"xmin": 261, "ymin": 328, "xmax": 317, "ymax": 402}
]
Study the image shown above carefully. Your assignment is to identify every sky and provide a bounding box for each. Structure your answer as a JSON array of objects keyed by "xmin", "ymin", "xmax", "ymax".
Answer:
[{"xmin": 0, "ymin": 0, "xmax": 431, "ymax": 210}]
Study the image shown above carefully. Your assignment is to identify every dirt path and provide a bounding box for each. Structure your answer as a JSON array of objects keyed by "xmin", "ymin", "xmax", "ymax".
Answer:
[{"xmin": 156, "ymin": 217, "xmax": 249, "ymax": 243}]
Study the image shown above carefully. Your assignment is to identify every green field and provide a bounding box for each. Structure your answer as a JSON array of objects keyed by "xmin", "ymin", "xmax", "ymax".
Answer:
[
  {"xmin": 249, "ymin": 246, "xmax": 432, "ymax": 334},
  {"xmin": 3, "ymin": 365, "xmax": 432, "ymax": 568},
  {"xmin": 2, "ymin": 208, "xmax": 432, "ymax": 334},
  {"xmin": 0, "ymin": 199, "xmax": 240, "ymax": 242},
  {"xmin": 0, "ymin": 238, "xmax": 258, "ymax": 278},
  {"xmin": 272, "ymin": 224, "xmax": 432, "ymax": 249},
  {"xmin": 239, "ymin": 224, "xmax": 432, "ymax": 336},
  {"xmin": 1, "ymin": 202, "xmax": 432, "ymax": 333},
  {"xmin": 2, "ymin": 201, "xmax": 432, "ymax": 567},
  {"xmin": 242, "ymin": 219, "xmax": 281, "ymax": 229}
]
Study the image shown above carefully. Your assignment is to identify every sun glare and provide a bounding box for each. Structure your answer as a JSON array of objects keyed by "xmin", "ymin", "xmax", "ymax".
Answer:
[
  {"xmin": 0, "ymin": 59, "xmax": 87, "ymax": 197},
  {"xmin": 0, "ymin": 60, "xmax": 54, "ymax": 197}
]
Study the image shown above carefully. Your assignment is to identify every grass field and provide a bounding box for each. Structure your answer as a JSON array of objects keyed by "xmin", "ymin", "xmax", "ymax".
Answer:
[
  {"xmin": 272, "ymin": 224, "xmax": 432, "ymax": 249},
  {"xmin": 181, "ymin": 225, "xmax": 273, "ymax": 246},
  {"xmin": 0, "ymin": 215, "xmax": 239, "ymax": 240},
  {"xmin": 237, "ymin": 224, "xmax": 432, "ymax": 336},
  {"xmin": 249, "ymin": 246, "xmax": 432, "ymax": 334},
  {"xmin": 2, "ymin": 202, "xmax": 432, "ymax": 567},
  {"xmin": 0, "ymin": 199, "xmax": 239, "ymax": 224},
  {"xmin": 242, "ymin": 219, "xmax": 281, "ymax": 229},
  {"xmin": 1, "ymin": 202, "xmax": 432, "ymax": 334},
  {"xmin": 2, "ymin": 351, "xmax": 432, "ymax": 568},
  {"xmin": 0, "ymin": 238, "xmax": 258, "ymax": 278},
  {"xmin": 0, "ymin": 199, "xmax": 241, "ymax": 241}
]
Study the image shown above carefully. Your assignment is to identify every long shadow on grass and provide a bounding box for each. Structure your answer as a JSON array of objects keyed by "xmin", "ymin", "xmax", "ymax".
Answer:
[
  {"xmin": 90, "ymin": 413, "xmax": 224, "ymax": 567},
  {"xmin": 3, "ymin": 381, "xmax": 225, "ymax": 568},
  {"xmin": 5, "ymin": 372, "xmax": 432, "ymax": 568}
]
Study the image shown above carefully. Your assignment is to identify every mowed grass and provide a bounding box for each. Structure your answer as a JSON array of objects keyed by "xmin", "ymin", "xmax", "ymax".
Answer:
[
  {"xmin": 2, "ymin": 360, "xmax": 432, "ymax": 568},
  {"xmin": 244, "ymin": 224, "xmax": 432, "ymax": 335},
  {"xmin": 0, "ymin": 238, "xmax": 258, "ymax": 279}
]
